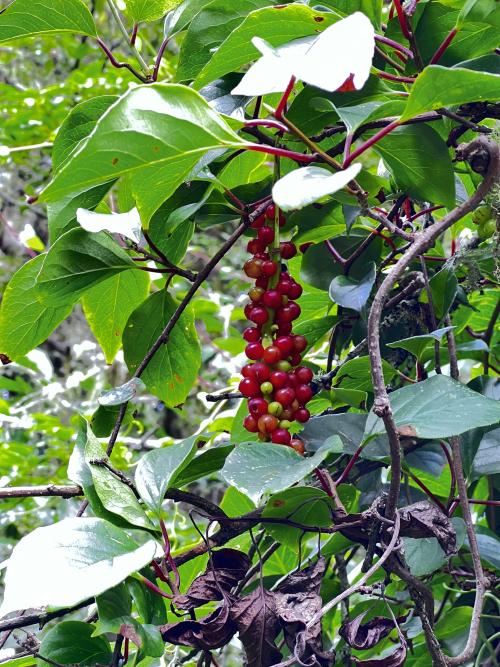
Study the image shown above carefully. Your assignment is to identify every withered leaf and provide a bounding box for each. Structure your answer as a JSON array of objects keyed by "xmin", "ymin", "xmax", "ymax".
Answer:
[
  {"xmin": 230, "ymin": 587, "xmax": 282, "ymax": 667},
  {"xmin": 161, "ymin": 599, "xmax": 236, "ymax": 651},
  {"xmin": 399, "ymin": 501, "xmax": 457, "ymax": 555},
  {"xmin": 174, "ymin": 548, "xmax": 251, "ymax": 611},
  {"xmin": 352, "ymin": 642, "xmax": 407, "ymax": 666},
  {"xmin": 339, "ymin": 611, "xmax": 407, "ymax": 650},
  {"xmin": 275, "ymin": 558, "xmax": 335, "ymax": 667}
]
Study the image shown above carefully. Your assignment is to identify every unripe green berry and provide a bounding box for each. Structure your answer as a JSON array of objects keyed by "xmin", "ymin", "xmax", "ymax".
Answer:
[
  {"xmin": 260, "ymin": 381, "xmax": 273, "ymax": 394},
  {"xmin": 279, "ymin": 420, "xmax": 292, "ymax": 429},
  {"xmin": 275, "ymin": 360, "xmax": 292, "ymax": 372},
  {"xmin": 268, "ymin": 401, "xmax": 283, "ymax": 416}
]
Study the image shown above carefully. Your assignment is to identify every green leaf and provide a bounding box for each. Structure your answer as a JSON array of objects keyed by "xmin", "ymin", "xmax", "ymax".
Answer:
[
  {"xmin": 419, "ymin": 267, "xmax": 458, "ymax": 320},
  {"xmin": 39, "ymin": 84, "xmax": 245, "ymax": 224},
  {"xmin": 47, "ymin": 184, "xmax": 114, "ymax": 243},
  {"xmin": 319, "ymin": 0, "xmax": 382, "ymax": 25},
  {"xmin": 0, "ymin": 256, "xmax": 73, "ymax": 360},
  {"xmin": 374, "ymin": 125, "xmax": 456, "ymax": 207},
  {"xmin": 262, "ymin": 487, "xmax": 333, "ymax": 548},
  {"xmin": 84, "ymin": 423, "xmax": 154, "ymax": 531},
  {"xmin": 404, "ymin": 518, "xmax": 466, "ymax": 577},
  {"xmin": 474, "ymin": 528, "xmax": 500, "ymax": 570},
  {"xmin": 294, "ymin": 316, "xmax": 338, "ymax": 349},
  {"xmin": 36, "ymin": 229, "xmax": 136, "ymax": 306},
  {"xmin": 95, "ymin": 584, "xmax": 132, "ymax": 634},
  {"xmin": 365, "ymin": 375, "xmax": 500, "ymax": 441},
  {"xmin": 37, "ymin": 622, "xmax": 111, "ymax": 667},
  {"xmin": 177, "ymin": 0, "xmax": 277, "ymax": 83},
  {"xmin": 401, "ymin": 66, "xmax": 500, "ymax": 122},
  {"xmin": 135, "ymin": 436, "xmax": 200, "ymax": 511},
  {"xmin": 387, "ymin": 326, "xmax": 455, "ymax": 361},
  {"xmin": 126, "ymin": 0, "xmax": 181, "ymax": 22},
  {"xmin": 192, "ymin": 3, "xmax": 340, "ymax": 89},
  {"xmin": 0, "ymin": 0, "xmax": 97, "ymax": 44},
  {"xmin": 152, "ymin": 220, "xmax": 195, "ymax": 265},
  {"xmin": 173, "ymin": 445, "xmax": 233, "ymax": 487},
  {"xmin": 82, "ymin": 270, "xmax": 150, "ymax": 364},
  {"xmin": 221, "ymin": 440, "xmax": 340, "ymax": 503},
  {"xmin": 435, "ymin": 606, "xmax": 473, "ymax": 641},
  {"xmin": 472, "ymin": 427, "xmax": 500, "ymax": 475},
  {"xmin": 123, "ymin": 290, "xmax": 201, "ymax": 407},
  {"xmin": 331, "ymin": 387, "xmax": 367, "ymax": 409},
  {"xmin": 0, "ymin": 518, "xmax": 157, "ymax": 615},
  {"xmin": 329, "ymin": 262, "xmax": 376, "ymax": 312},
  {"xmin": 335, "ymin": 356, "xmax": 396, "ymax": 392}
]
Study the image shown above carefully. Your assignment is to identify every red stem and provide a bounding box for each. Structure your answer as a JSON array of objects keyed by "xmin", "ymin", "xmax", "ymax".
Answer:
[
  {"xmin": 245, "ymin": 119, "xmax": 288, "ymax": 133},
  {"xmin": 343, "ymin": 120, "xmax": 401, "ymax": 168},
  {"xmin": 324, "ymin": 240, "xmax": 346, "ymax": 266},
  {"xmin": 96, "ymin": 37, "xmax": 149, "ymax": 83},
  {"xmin": 314, "ymin": 468, "xmax": 333, "ymax": 497},
  {"xmin": 247, "ymin": 143, "xmax": 317, "ymax": 164},
  {"xmin": 430, "ymin": 28, "xmax": 458, "ymax": 65},
  {"xmin": 123, "ymin": 638, "xmax": 129, "ymax": 664},
  {"xmin": 152, "ymin": 37, "xmax": 169, "ymax": 82},
  {"xmin": 274, "ymin": 76, "xmax": 296, "ymax": 120},
  {"xmin": 393, "ymin": 0, "xmax": 412, "ymax": 39},
  {"xmin": 410, "ymin": 205, "xmax": 444, "ymax": 221},
  {"xmin": 375, "ymin": 34, "xmax": 413, "ymax": 59},
  {"xmin": 160, "ymin": 518, "xmax": 181, "ymax": 590},
  {"xmin": 377, "ymin": 70, "xmax": 416, "ymax": 84},
  {"xmin": 407, "ymin": 470, "xmax": 448, "ymax": 513},
  {"xmin": 336, "ymin": 444, "xmax": 364, "ymax": 486},
  {"xmin": 130, "ymin": 23, "xmax": 138, "ymax": 45},
  {"xmin": 139, "ymin": 576, "xmax": 173, "ymax": 599}
]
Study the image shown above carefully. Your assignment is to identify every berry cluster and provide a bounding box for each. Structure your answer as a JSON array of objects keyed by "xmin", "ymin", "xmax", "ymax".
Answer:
[{"xmin": 239, "ymin": 204, "xmax": 312, "ymax": 455}]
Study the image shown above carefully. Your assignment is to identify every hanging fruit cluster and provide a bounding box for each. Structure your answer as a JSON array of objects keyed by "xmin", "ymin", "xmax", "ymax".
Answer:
[{"xmin": 239, "ymin": 204, "xmax": 312, "ymax": 455}]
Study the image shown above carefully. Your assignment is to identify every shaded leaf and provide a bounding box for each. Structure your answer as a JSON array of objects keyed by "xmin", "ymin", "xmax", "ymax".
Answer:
[
  {"xmin": 473, "ymin": 426, "xmax": 500, "ymax": 475},
  {"xmin": 387, "ymin": 326, "xmax": 455, "ymax": 361},
  {"xmin": 353, "ymin": 642, "xmax": 407, "ymax": 666},
  {"xmin": 37, "ymin": 622, "xmax": 111, "ymax": 667},
  {"xmin": 329, "ymin": 262, "xmax": 376, "ymax": 312},
  {"xmin": 161, "ymin": 600, "xmax": 236, "ymax": 650}
]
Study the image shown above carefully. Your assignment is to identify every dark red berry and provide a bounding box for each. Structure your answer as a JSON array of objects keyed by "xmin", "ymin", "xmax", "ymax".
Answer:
[
  {"xmin": 248, "ymin": 397, "xmax": 268, "ymax": 417},
  {"xmin": 289, "ymin": 352, "xmax": 302, "ymax": 366},
  {"xmin": 275, "ymin": 336, "xmax": 294, "ymax": 356},
  {"xmin": 251, "ymin": 214, "xmax": 266, "ymax": 229},
  {"xmin": 261, "ymin": 261, "xmax": 277, "ymax": 277},
  {"xmin": 263, "ymin": 345, "xmax": 282, "ymax": 365},
  {"xmin": 290, "ymin": 439, "xmax": 305, "ymax": 455},
  {"xmin": 296, "ymin": 384, "xmax": 313, "ymax": 404},
  {"xmin": 270, "ymin": 370, "xmax": 289, "ymax": 389},
  {"xmin": 279, "ymin": 212, "xmax": 286, "ymax": 228},
  {"xmin": 258, "ymin": 226, "xmax": 275, "ymax": 245},
  {"xmin": 243, "ymin": 327, "xmax": 261, "ymax": 343},
  {"xmin": 262, "ymin": 289, "xmax": 282, "ymax": 309},
  {"xmin": 275, "ymin": 387, "xmax": 295, "ymax": 406},
  {"xmin": 258, "ymin": 414, "xmax": 279, "ymax": 434},
  {"xmin": 239, "ymin": 378, "xmax": 261, "ymax": 398},
  {"xmin": 243, "ymin": 415, "xmax": 259, "ymax": 432},
  {"xmin": 292, "ymin": 335, "xmax": 307, "ymax": 353},
  {"xmin": 265, "ymin": 204, "xmax": 276, "ymax": 221},
  {"xmin": 276, "ymin": 306, "xmax": 295, "ymax": 323},
  {"xmin": 278, "ymin": 323, "xmax": 293, "ymax": 336},
  {"xmin": 244, "ymin": 258, "xmax": 263, "ymax": 278},
  {"xmin": 250, "ymin": 362, "xmax": 271, "ymax": 382},
  {"xmin": 255, "ymin": 276, "xmax": 269, "ymax": 289},
  {"xmin": 249, "ymin": 306, "xmax": 268, "ymax": 325},
  {"xmin": 280, "ymin": 242, "xmax": 297, "ymax": 259},
  {"xmin": 299, "ymin": 242, "xmax": 312, "ymax": 253},
  {"xmin": 271, "ymin": 428, "xmax": 292, "ymax": 445},
  {"xmin": 244, "ymin": 303, "xmax": 254, "ymax": 319},
  {"xmin": 287, "ymin": 282, "xmax": 303, "ymax": 300},
  {"xmin": 277, "ymin": 279, "xmax": 293, "ymax": 295},
  {"xmin": 245, "ymin": 342, "xmax": 264, "ymax": 360},
  {"xmin": 294, "ymin": 408, "xmax": 310, "ymax": 423},
  {"xmin": 287, "ymin": 373, "xmax": 299, "ymax": 387},
  {"xmin": 296, "ymin": 366, "xmax": 313, "ymax": 383},
  {"xmin": 287, "ymin": 302, "xmax": 301, "ymax": 320},
  {"xmin": 247, "ymin": 238, "xmax": 266, "ymax": 254}
]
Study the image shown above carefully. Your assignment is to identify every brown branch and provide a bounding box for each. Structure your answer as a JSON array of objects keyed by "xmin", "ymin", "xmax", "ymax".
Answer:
[
  {"xmin": 366, "ymin": 137, "xmax": 499, "ymax": 521},
  {"xmin": 0, "ymin": 599, "xmax": 93, "ymax": 633}
]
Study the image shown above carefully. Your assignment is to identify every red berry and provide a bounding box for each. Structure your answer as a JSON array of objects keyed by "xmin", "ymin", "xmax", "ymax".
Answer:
[
  {"xmin": 265, "ymin": 204, "xmax": 276, "ymax": 221},
  {"xmin": 263, "ymin": 345, "xmax": 282, "ymax": 365},
  {"xmin": 248, "ymin": 287, "xmax": 264, "ymax": 302},
  {"xmin": 290, "ymin": 439, "xmax": 305, "ymax": 455},
  {"xmin": 250, "ymin": 362, "xmax": 271, "ymax": 382},
  {"xmin": 287, "ymin": 282, "xmax": 303, "ymax": 300},
  {"xmin": 262, "ymin": 289, "xmax": 282, "ymax": 309},
  {"xmin": 279, "ymin": 212, "xmax": 286, "ymax": 228},
  {"xmin": 271, "ymin": 429, "xmax": 292, "ymax": 445},
  {"xmin": 287, "ymin": 302, "xmax": 301, "ymax": 320},
  {"xmin": 255, "ymin": 276, "xmax": 269, "ymax": 289},
  {"xmin": 296, "ymin": 367, "xmax": 313, "ymax": 383},
  {"xmin": 278, "ymin": 323, "xmax": 293, "ymax": 336},
  {"xmin": 277, "ymin": 279, "xmax": 293, "ymax": 295},
  {"xmin": 296, "ymin": 384, "xmax": 313, "ymax": 404},
  {"xmin": 239, "ymin": 378, "xmax": 261, "ymax": 398},
  {"xmin": 254, "ymin": 252, "xmax": 269, "ymax": 260},
  {"xmin": 244, "ymin": 415, "xmax": 259, "ymax": 432},
  {"xmin": 244, "ymin": 303, "xmax": 254, "ymax": 319},
  {"xmin": 292, "ymin": 335, "xmax": 307, "ymax": 353},
  {"xmin": 294, "ymin": 408, "xmax": 310, "ymax": 423},
  {"xmin": 270, "ymin": 370, "xmax": 289, "ymax": 389},
  {"xmin": 243, "ymin": 327, "xmax": 261, "ymax": 343},
  {"xmin": 287, "ymin": 373, "xmax": 299, "ymax": 387},
  {"xmin": 299, "ymin": 242, "xmax": 312, "ymax": 253},
  {"xmin": 258, "ymin": 226, "xmax": 275, "ymax": 245},
  {"xmin": 244, "ymin": 258, "xmax": 263, "ymax": 278},
  {"xmin": 276, "ymin": 306, "xmax": 295, "ymax": 323},
  {"xmin": 258, "ymin": 414, "xmax": 279, "ymax": 434},
  {"xmin": 248, "ymin": 397, "xmax": 268, "ymax": 417},
  {"xmin": 251, "ymin": 214, "xmax": 266, "ymax": 229},
  {"xmin": 289, "ymin": 352, "xmax": 302, "ymax": 366},
  {"xmin": 280, "ymin": 242, "xmax": 297, "ymax": 259},
  {"xmin": 275, "ymin": 336, "xmax": 294, "ymax": 356},
  {"xmin": 249, "ymin": 306, "xmax": 269, "ymax": 325},
  {"xmin": 261, "ymin": 260, "xmax": 277, "ymax": 277},
  {"xmin": 275, "ymin": 387, "xmax": 295, "ymax": 406},
  {"xmin": 245, "ymin": 342, "xmax": 264, "ymax": 360},
  {"xmin": 247, "ymin": 239, "xmax": 265, "ymax": 254}
]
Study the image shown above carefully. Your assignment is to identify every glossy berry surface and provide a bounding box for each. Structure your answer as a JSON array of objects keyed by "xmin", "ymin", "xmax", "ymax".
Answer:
[{"xmin": 239, "ymin": 378, "xmax": 261, "ymax": 398}]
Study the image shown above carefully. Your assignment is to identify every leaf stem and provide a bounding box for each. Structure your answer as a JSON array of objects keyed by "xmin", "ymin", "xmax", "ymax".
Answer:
[
  {"xmin": 430, "ymin": 28, "xmax": 458, "ymax": 64},
  {"xmin": 274, "ymin": 76, "xmax": 296, "ymax": 120},
  {"xmin": 343, "ymin": 120, "xmax": 401, "ymax": 168},
  {"xmin": 106, "ymin": 0, "xmax": 150, "ymax": 75}
]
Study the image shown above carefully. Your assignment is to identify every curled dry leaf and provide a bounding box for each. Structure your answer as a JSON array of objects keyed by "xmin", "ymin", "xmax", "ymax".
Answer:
[
  {"xmin": 352, "ymin": 642, "xmax": 407, "ymax": 667},
  {"xmin": 339, "ymin": 611, "xmax": 408, "ymax": 650},
  {"xmin": 174, "ymin": 548, "xmax": 251, "ymax": 611},
  {"xmin": 399, "ymin": 501, "xmax": 457, "ymax": 555},
  {"xmin": 160, "ymin": 599, "xmax": 236, "ymax": 651}
]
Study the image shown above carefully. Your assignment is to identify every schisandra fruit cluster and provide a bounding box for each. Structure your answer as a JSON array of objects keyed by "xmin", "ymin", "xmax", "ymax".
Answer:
[{"xmin": 239, "ymin": 204, "xmax": 312, "ymax": 455}]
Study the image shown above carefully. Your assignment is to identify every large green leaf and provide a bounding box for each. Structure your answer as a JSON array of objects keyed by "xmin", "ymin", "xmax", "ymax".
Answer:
[
  {"xmin": 420, "ymin": 266, "xmax": 458, "ymax": 320},
  {"xmin": 37, "ymin": 622, "xmax": 111, "ymax": 667},
  {"xmin": 221, "ymin": 440, "xmax": 340, "ymax": 503},
  {"xmin": 472, "ymin": 427, "xmax": 500, "ymax": 475},
  {"xmin": 329, "ymin": 262, "xmax": 376, "ymax": 312},
  {"xmin": 123, "ymin": 290, "xmax": 201, "ymax": 407},
  {"xmin": 36, "ymin": 229, "xmax": 136, "ymax": 306},
  {"xmin": 404, "ymin": 518, "xmax": 465, "ymax": 576},
  {"xmin": 387, "ymin": 326, "xmax": 455, "ymax": 361},
  {"xmin": 0, "ymin": 518, "xmax": 157, "ymax": 615},
  {"xmin": 0, "ymin": 255, "xmax": 73, "ymax": 360},
  {"xmin": 82, "ymin": 269, "xmax": 150, "ymax": 364},
  {"xmin": 84, "ymin": 424, "xmax": 154, "ymax": 531},
  {"xmin": 38, "ymin": 84, "xmax": 245, "ymax": 224},
  {"xmin": 193, "ymin": 4, "xmax": 341, "ymax": 89},
  {"xmin": 401, "ymin": 66, "xmax": 500, "ymax": 122},
  {"xmin": 176, "ymin": 0, "xmax": 273, "ymax": 82},
  {"xmin": 374, "ymin": 125, "xmax": 456, "ymax": 207},
  {"xmin": 319, "ymin": 0, "xmax": 381, "ymax": 25},
  {"xmin": 47, "ymin": 184, "xmax": 114, "ymax": 243},
  {"xmin": 0, "ymin": 0, "xmax": 97, "ymax": 44},
  {"xmin": 135, "ymin": 436, "xmax": 200, "ymax": 511},
  {"xmin": 126, "ymin": 0, "xmax": 181, "ymax": 22},
  {"xmin": 365, "ymin": 375, "xmax": 500, "ymax": 441}
]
